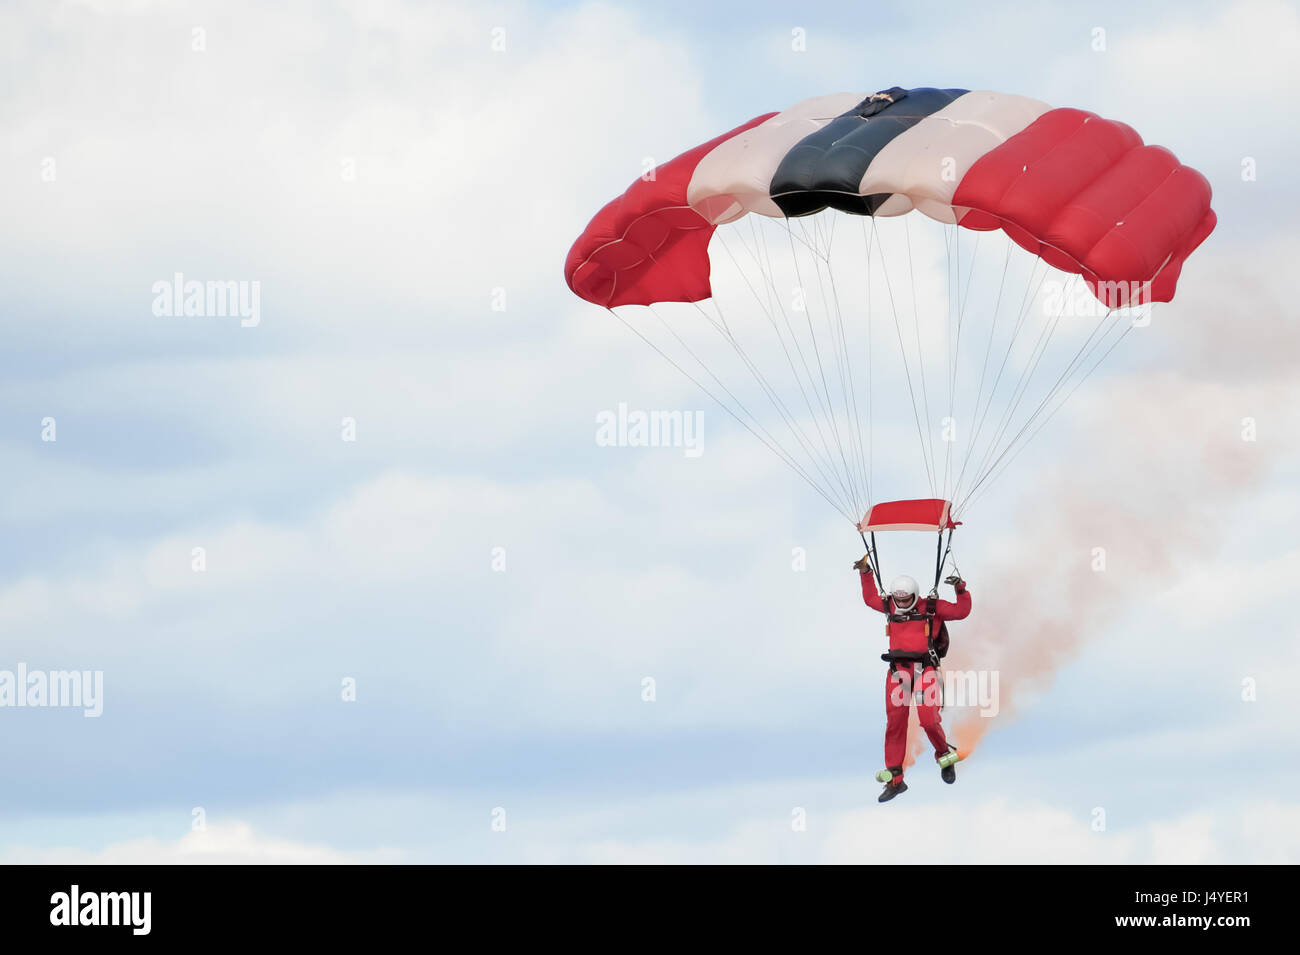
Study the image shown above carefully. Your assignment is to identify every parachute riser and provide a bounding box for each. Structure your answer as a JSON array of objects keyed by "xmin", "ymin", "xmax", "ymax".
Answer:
[
  {"xmin": 860, "ymin": 525, "xmax": 955, "ymax": 594},
  {"xmin": 931, "ymin": 527, "xmax": 955, "ymax": 595}
]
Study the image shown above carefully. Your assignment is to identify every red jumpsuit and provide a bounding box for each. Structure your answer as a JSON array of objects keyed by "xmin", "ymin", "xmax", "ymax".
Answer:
[{"xmin": 860, "ymin": 573, "xmax": 971, "ymax": 780}]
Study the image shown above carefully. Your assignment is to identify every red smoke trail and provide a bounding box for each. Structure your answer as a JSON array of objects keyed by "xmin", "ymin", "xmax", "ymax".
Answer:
[{"xmin": 935, "ymin": 261, "xmax": 1295, "ymax": 762}]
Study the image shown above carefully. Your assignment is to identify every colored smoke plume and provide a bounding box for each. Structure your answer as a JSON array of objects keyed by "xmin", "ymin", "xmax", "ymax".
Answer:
[{"xmin": 906, "ymin": 253, "xmax": 1297, "ymax": 765}]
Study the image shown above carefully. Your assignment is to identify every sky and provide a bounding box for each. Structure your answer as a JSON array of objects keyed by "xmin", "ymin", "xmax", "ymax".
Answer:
[{"xmin": 0, "ymin": 0, "xmax": 1297, "ymax": 863}]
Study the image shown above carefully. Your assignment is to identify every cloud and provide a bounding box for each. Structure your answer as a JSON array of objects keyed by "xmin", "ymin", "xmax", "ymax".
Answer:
[
  {"xmin": 477, "ymin": 787, "xmax": 1300, "ymax": 864},
  {"xmin": 0, "ymin": 0, "xmax": 714, "ymax": 332},
  {"xmin": 1, "ymin": 0, "xmax": 1297, "ymax": 863},
  {"xmin": 0, "ymin": 822, "xmax": 402, "ymax": 864}
]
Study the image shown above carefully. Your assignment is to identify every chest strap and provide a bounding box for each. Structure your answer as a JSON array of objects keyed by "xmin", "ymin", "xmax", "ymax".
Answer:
[
  {"xmin": 885, "ymin": 596, "xmax": 937, "ymax": 634},
  {"xmin": 883, "ymin": 596, "xmax": 941, "ymax": 667}
]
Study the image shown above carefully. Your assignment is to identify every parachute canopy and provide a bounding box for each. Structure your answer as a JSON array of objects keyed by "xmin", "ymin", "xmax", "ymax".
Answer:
[
  {"xmin": 859, "ymin": 499, "xmax": 959, "ymax": 533},
  {"xmin": 564, "ymin": 86, "xmax": 1216, "ymax": 528},
  {"xmin": 566, "ymin": 87, "xmax": 1215, "ymax": 310}
]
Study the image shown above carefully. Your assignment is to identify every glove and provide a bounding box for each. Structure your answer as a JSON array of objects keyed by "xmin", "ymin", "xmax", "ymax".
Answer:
[
  {"xmin": 853, "ymin": 554, "xmax": 873, "ymax": 574},
  {"xmin": 944, "ymin": 574, "xmax": 966, "ymax": 593}
]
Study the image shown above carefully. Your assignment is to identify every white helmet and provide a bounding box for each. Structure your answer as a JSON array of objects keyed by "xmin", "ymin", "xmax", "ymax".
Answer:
[{"xmin": 889, "ymin": 575, "xmax": 919, "ymax": 611}]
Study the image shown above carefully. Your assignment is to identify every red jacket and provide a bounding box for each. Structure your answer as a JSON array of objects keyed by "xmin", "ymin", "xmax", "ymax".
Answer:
[{"xmin": 860, "ymin": 573, "xmax": 971, "ymax": 653}]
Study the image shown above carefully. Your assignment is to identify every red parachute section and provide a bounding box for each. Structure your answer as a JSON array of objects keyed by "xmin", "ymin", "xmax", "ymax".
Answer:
[
  {"xmin": 951, "ymin": 108, "xmax": 1216, "ymax": 308},
  {"xmin": 564, "ymin": 114, "xmax": 775, "ymax": 308},
  {"xmin": 858, "ymin": 499, "xmax": 959, "ymax": 533}
]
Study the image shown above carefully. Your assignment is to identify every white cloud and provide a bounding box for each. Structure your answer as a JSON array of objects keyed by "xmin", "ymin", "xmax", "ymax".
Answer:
[
  {"xmin": 1, "ymin": 0, "xmax": 1297, "ymax": 865},
  {"xmin": 459, "ymin": 786, "xmax": 1300, "ymax": 864},
  {"xmin": 0, "ymin": 822, "xmax": 401, "ymax": 864}
]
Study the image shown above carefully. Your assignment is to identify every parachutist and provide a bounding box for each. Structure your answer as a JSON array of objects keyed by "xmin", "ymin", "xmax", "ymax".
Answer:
[
  {"xmin": 565, "ymin": 88, "xmax": 1214, "ymax": 794},
  {"xmin": 855, "ymin": 503, "xmax": 972, "ymax": 794}
]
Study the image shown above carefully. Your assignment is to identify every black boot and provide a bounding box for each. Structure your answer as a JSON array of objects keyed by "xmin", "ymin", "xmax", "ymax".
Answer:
[
  {"xmin": 940, "ymin": 746, "xmax": 958, "ymax": 784},
  {"xmin": 878, "ymin": 778, "xmax": 908, "ymax": 802}
]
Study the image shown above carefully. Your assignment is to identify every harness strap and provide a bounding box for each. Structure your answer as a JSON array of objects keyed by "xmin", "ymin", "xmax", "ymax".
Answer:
[{"xmin": 884, "ymin": 595, "xmax": 942, "ymax": 667}]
